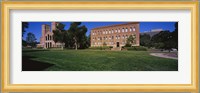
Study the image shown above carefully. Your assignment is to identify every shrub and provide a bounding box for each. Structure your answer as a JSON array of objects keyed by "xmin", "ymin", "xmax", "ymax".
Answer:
[
  {"xmin": 125, "ymin": 46, "xmax": 147, "ymax": 51},
  {"xmin": 37, "ymin": 47, "xmax": 43, "ymax": 49},
  {"xmin": 124, "ymin": 43, "xmax": 131, "ymax": 47},
  {"xmin": 109, "ymin": 46, "xmax": 113, "ymax": 48}
]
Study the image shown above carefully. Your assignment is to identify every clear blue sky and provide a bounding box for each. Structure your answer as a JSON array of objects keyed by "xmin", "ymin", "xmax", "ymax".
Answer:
[{"xmin": 23, "ymin": 22, "xmax": 176, "ymax": 42}]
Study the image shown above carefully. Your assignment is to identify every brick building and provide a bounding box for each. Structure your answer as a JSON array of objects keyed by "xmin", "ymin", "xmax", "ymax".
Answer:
[
  {"xmin": 90, "ymin": 22, "xmax": 140, "ymax": 47},
  {"xmin": 37, "ymin": 22, "xmax": 64, "ymax": 48}
]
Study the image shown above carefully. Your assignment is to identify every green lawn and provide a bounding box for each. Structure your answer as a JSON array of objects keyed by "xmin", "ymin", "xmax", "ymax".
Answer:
[{"xmin": 22, "ymin": 49, "xmax": 178, "ymax": 71}]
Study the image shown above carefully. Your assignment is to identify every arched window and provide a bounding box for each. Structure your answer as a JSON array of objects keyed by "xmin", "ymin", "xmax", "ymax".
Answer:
[
  {"xmin": 48, "ymin": 34, "xmax": 50, "ymax": 40},
  {"xmin": 47, "ymin": 42, "xmax": 49, "ymax": 48},
  {"xmin": 130, "ymin": 27, "xmax": 133, "ymax": 32},
  {"xmin": 46, "ymin": 43, "xmax": 47, "ymax": 48},
  {"xmin": 122, "ymin": 28, "xmax": 124, "ymax": 32},
  {"xmin": 125, "ymin": 28, "xmax": 128, "ymax": 32}
]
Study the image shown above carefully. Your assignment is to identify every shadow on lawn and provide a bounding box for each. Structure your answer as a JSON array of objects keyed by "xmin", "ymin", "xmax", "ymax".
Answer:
[
  {"xmin": 22, "ymin": 56, "xmax": 54, "ymax": 71},
  {"xmin": 22, "ymin": 49, "xmax": 49, "ymax": 53}
]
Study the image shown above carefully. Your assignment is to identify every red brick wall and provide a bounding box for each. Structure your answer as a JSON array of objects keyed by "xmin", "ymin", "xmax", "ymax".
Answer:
[{"xmin": 91, "ymin": 22, "xmax": 140, "ymax": 47}]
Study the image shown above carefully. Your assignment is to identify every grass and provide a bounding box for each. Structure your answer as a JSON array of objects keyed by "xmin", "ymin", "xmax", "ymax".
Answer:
[{"xmin": 22, "ymin": 49, "xmax": 178, "ymax": 71}]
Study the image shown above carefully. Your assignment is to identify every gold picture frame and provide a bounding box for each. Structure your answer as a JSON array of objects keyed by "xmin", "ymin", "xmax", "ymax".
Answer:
[{"xmin": 1, "ymin": 1, "xmax": 199, "ymax": 92}]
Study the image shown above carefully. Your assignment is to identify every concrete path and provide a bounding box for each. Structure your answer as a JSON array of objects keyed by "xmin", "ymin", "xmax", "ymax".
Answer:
[{"xmin": 150, "ymin": 53, "xmax": 178, "ymax": 60}]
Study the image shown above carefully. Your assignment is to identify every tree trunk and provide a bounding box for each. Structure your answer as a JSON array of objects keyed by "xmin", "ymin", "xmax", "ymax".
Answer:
[
  {"xmin": 61, "ymin": 43, "xmax": 64, "ymax": 50},
  {"xmin": 75, "ymin": 42, "xmax": 77, "ymax": 50},
  {"xmin": 74, "ymin": 37, "xmax": 78, "ymax": 50}
]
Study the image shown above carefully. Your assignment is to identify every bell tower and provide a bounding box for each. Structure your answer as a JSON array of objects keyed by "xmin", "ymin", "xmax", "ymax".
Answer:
[{"xmin": 51, "ymin": 22, "xmax": 58, "ymax": 31}]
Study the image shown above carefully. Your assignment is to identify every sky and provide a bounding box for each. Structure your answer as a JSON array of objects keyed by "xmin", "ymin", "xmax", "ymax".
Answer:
[{"xmin": 23, "ymin": 22, "xmax": 176, "ymax": 42}]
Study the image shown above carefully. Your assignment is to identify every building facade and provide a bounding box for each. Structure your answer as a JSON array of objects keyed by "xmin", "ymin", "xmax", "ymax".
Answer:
[
  {"xmin": 90, "ymin": 22, "xmax": 140, "ymax": 47},
  {"xmin": 37, "ymin": 22, "xmax": 64, "ymax": 48}
]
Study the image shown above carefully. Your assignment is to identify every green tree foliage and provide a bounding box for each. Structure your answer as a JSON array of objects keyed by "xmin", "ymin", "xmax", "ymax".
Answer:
[
  {"xmin": 64, "ymin": 31, "xmax": 74, "ymax": 49},
  {"xmin": 79, "ymin": 34, "xmax": 88, "ymax": 49},
  {"xmin": 86, "ymin": 34, "xmax": 91, "ymax": 48},
  {"xmin": 151, "ymin": 22, "xmax": 178, "ymax": 51},
  {"xmin": 22, "ymin": 22, "xmax": 29, "ymax": 47},
  {"xmin": 151, "ymin": 30, "xmax": 175, "ymax": 52},
  {"xmin": 68, "ymin": 22, "xmax": 88, "ymax": 50},
  {"xmin": 22, "ymin": 22, "xmax": 29, "ymax": 37},
  {"xmin": 52, "ymin": 22, "xmax": 89, "ymax": 50},
  {"xmin": 125, "ymin": 34, "xmax": 136, "ymax": 47},
  {"xmin": 124, "ymin": 43, "xmax": 131, "ymax": 47},
  {"xmin": 26, "ymin": 32, "xmax": 37, "ymax": 47},
  {"xmin": 140, "ymin": 22, "xmax": 178, "ymax": 51},
  {"xmin": 53, "ymin": 23, "xmax": 66, "ymax": 50},
  {"xmin": 103, "ymin": 42, "xmax": 107, "ymax": 46},
  {"xmin": 171, "ymin": 22, "xmax": 178, "ymax": 50},
  {"xmin": 22, "ymin": 39, "xmax": 27, "ymax": 47},
  {"xmin": 140, "ymin": 34, "xmax": 152, "ymax": 48}
]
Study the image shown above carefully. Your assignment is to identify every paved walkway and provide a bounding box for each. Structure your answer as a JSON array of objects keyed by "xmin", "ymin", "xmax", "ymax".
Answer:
[{"xmin": 150, "ymin": 53, "xmax": 178, "ymax": 60}]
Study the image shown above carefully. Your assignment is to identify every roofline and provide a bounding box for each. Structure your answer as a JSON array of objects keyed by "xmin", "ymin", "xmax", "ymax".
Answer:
[{"xmin": 91, "ymin": 22, "xmax": 139, "ymax": 30}]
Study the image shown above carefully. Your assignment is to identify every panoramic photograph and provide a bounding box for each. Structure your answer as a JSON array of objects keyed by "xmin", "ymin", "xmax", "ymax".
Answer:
[{"xmin": 22, "ymin": 22, "xmax": 178, "ymax": 71}]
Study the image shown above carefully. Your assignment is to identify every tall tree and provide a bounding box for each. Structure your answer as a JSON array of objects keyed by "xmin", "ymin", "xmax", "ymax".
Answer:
[
  {"xmin": 68, "ymin": 22, "xmax": 87, "ymax": 50},
  {"xmin": 79, "ymin": 34, "xmax": 88, "ymax": 49},
  {"xmin": 64, "ymin": 31, "xmax": 74, "ymax": 48},
  {"xmin": 125, "ymin": 34, "xmax": 136, "ymax": 47},
  {"xmin": 87, "ymin": 34, "xmax": 91, "ymax": 48},
  {"xmin": 171, "ymin": 22, "xmax": 178, "ymax": 50},
  {"xmin": 22, "ymin": 22, "xmax": 29, "ymax": 47},
  {"xmin": 22, "ymin": 39, "xmax": 27, "ymax": 47},
  {"xmin": 140, "ymin": 34, "xmax": 152, "ymax": 48},
  {"xmin": 151, "ymin": 30, "xmax": 174, "ymax": 52},
  {"xmin": 26, "ymin": 32, "xmax": 37, "ymax": 47},
  {"xmin": 53, "ymin": 23, "xmax": 66, "ymax": 50},
  {"xmin": 22, "ymin": 22, "xmax": 29, "ymax": 37}
]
